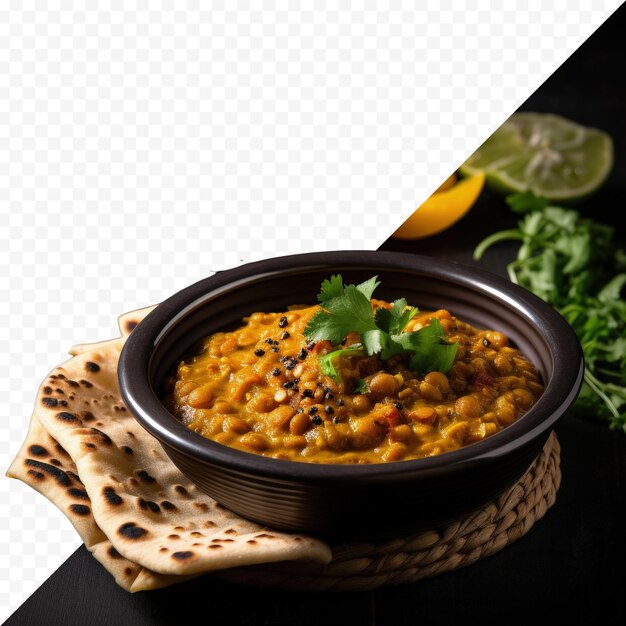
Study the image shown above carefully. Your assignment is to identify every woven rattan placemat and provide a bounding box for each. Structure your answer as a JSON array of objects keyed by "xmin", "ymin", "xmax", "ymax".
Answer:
[{"xmin": 216, "ymin": 431, "xmax": 561, "ymax": 591}]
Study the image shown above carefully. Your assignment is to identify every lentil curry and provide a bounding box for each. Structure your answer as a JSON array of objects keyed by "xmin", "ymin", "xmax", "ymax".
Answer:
[{"xmin": 164, "ymin": 288, "xmax": 544, "ymax": 464}]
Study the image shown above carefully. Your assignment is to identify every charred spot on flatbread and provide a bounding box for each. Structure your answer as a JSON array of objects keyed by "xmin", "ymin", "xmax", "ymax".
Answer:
[
  {"xmin": 138, "ymin": 499, "xmax": 161, "ymax": 514},
  {"xmin": 68, "ymin": 487, "xmax": 89, "ymax": 500},
  {"xmin": 103, "ymin": 486, "xmax": 124, "ymax": 506},
  {"xmin": 70, "ymin": 504, "xmax": 91, "ymax": 516},
  {"xmin": 56, "ymin": 412, "xmax": 81, "ymax": 423},
  {"xmin": 25, "ymin": 459, "xmax": 72, "ymax": 486},
  {"xmin": 135, "ymin": 470, "xmax": 156, "ymax": 484},
  {"xmin": 28, "ymin": 444, "xmax": 48, "ymax": 457},
  {"xmin": 108, "ymin": 546, "xmax": 122, "ymax": 559},
  {"xmin": 118, "ymin": 522, "xmax": 149, "ymax": 540}
]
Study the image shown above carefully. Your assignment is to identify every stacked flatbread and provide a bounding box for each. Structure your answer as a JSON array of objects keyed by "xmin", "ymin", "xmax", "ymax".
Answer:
[{"xmin": 7, "ymin": 307, "xmax": 331, "ymax": 592}]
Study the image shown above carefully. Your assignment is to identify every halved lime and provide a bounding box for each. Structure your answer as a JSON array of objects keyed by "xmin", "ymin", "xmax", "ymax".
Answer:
[{"xmin": 459, "ymin": 112, "xmax": 613, "ymax": 202}]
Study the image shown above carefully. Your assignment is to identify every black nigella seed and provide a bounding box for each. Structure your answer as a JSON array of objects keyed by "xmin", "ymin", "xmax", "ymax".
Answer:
[
  {"xmin": 333, "ymin": 416, "xmax": 342, "ymax": 424},
  {"xmin": 311, "ymin": 415, "xmax": 323, "ymax": 426},
  {"xmin": 336, "ymin": 398, "xmax": 345, "ymax": 406},
  {"xmin": 326, "ymin": 392, "xmax": 335, "ymax": 400},
  {"xmin": 316, "ymin": 382, "xmax": 323, "ymax": 387},
  {"xmin": 394, "ymin": 402, "xmax": 403, "ymax": 410},
  {"xmin": 293, "ymin": 386, "xmax": 299, "ymax": 393},
  {"xmin": 285, "ymin": 359, "xmax": 297, "ymax": 371},
  {"xmin": 298, "ymin": 348, "xmax": 307, "ymax": 360},
  {"xmin": 254, "ymin": 349, "xmax": 265, "ymax": 357},
  {"xmin": 280, "ymin": 331, "xmax": 290, "ymax": 340},
  {"xmin": 278, "ymin": 316, "xmax": 288, "ymax": 328},
  {"xmin": 483, "ymin": 338, "xmax": 491, "ymax": 347},
  {"xmin": 306, "ymin": 341, "xmax": 316, "ymax": 351},
  {"xmin": 265, "ymin": 338, "xmax": 274, "ymax": 344},
  {"xmin": 283, "ymin": 381, "xmax": 295, "ymax": 389},
  {"xmin": 324, "ymin": 405, "xmax": 334, "ymax": 415},
  {"xmin": 272, "ymin": 368, "xmax": 281, "ymax": 377},
  {"xmin": 271, "ymin": 347, "xmax": 279, "ymax": 353},
  {"xmin": 308, "ymin": 406, "xmax": 319, "ymax": 415},
  {"xmin": 302, "ymin": 389, "xmax": 314, "ymax": 399}
]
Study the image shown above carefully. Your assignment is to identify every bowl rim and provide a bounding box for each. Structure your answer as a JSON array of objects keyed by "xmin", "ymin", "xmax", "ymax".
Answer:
[{"xmin": 118, "ymin": 250, "xmax": 583, "ymax": 484}]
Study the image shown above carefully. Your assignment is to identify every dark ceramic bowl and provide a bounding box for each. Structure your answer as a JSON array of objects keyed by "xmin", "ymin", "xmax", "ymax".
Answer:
[{"xmin": 119, "ymin": 251, "xmax": 583, "ymax": 540}]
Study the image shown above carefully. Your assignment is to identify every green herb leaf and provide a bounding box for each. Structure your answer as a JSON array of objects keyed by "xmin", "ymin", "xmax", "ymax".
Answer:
[
  {"xmin": 318, "ymin": 347, "xmax": 365, "ymax": 380},
  {"xmin": 304, "ymin": 275, "xmax": 458, "ymax": 378},
  {"xmin": 317, "ymin": 275, "xmax": 345, "ymax": 303},
  {"xmin": 361, "ymin": 328, "xmax": 388, "ymax": 356},
  {"xmin": 393, "ymin": 319, "xmax": 458, "ymax": 374},
  {"xmin": 598, "ymin": 274, "xmax": 626, "ymax": 304},
  {"xmin": 305, "ymin": 281, "xmax": 380, "ymax": 344},
  {"xmin": 374, "ymin": 298, "xmax": 418, "ymax": 335},
  {"xmin": 506, "ymin": 191, "xmax": 550, "ymax": 214},
  {"xmin": 474, "ymin": 193, "xmax": 626, "ymax": 432},
  {"xmin": 355, "ymin": 276, "xmax": 381, "ymax": 300}
]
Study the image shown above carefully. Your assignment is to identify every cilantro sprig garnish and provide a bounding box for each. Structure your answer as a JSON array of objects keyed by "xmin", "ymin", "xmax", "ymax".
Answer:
[
  {"xmin": 304, "ymin": 275, "xmax": 458, "ymax": 381},
  {"xmin": 475, "ymin": 192, "xmax": 626, "ymax": 432},
  {"xmin": 318, "ymin": 348, "xmax": 366, "ymax": 380}
]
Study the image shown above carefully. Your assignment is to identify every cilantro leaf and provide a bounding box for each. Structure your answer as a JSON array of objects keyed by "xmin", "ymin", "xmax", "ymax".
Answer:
[
  {"xmin": 317, "ymin": 275, "xmax": 345, "ymax": 304},
  {"xmin": 355, "ymin": 276, "xmax": 381, "ymax": 300},
  {"xmin": 305, "ymin": 310, "xmax": 347, "ymax": 344},
  {"xmin": 393, "ymin": 319, "xmax": 458, "ymax": 373},
  {"xmin": 506, "ymin": 191, "xmax": 550, "ymax": 214},
  {"xmin": 361, "ymin": 328, "xmax": 388, "ymax": 355},
  {"xmin": 374, "ymin": 298, "xmax": 417, "ymax": 335},
  {"xmin": 475, "ymin": 193, "xmax": 626, "ymax": 432},
  {"xmin": 305, "ymin": 282, "xmax": 379, "ymax": 343},
  {"xmin": 318, "ymin": 347, "xmax": 365, "ymax": 380},
  {"xmin": 304, "ymin": 275, "xmax": 458, "ymax": 377},
  {"xmin": 598, "ymin": 274, "xmax": 626, "ymax": 304}
]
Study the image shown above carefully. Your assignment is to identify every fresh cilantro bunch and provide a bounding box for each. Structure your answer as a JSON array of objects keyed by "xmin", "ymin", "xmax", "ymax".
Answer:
[
  {"xmin": 303, "ymin": 275, "xmax": 458, "ymax": 380},
  {"xmin": 475, "ymin": 191, "xmax": 626, "ymax": 432}
]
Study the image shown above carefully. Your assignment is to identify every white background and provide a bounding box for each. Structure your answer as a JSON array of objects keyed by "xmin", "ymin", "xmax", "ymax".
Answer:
[{"xmin": 0, "ymin": 1, "xmax": 620, "ymax": 621}]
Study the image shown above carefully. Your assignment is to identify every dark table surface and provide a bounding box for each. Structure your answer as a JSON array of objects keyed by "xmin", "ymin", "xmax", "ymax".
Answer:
[{"xmin": 6, "ymin": 6, "xmax": 626, "ymax": 626}]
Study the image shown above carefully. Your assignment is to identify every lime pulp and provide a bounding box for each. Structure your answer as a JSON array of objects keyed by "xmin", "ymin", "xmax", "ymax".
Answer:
[{"xmin": 459, "ymin": 112, "xmax": 613, "ymax": 202}]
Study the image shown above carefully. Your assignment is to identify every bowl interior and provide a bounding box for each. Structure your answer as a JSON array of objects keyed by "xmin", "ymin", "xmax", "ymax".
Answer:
[{"xmin": 150, "ymin": 264, "xmax": 554, "ymax": 395}]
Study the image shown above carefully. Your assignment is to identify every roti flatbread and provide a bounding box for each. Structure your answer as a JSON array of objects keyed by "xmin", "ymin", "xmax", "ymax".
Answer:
[
  {"xmin": 8, "ymin": 305, "xmax": 331, "ymax": 588},
  {"xmin": 7, "ymin": 415, "xmax": 193, "ymax": 591}
]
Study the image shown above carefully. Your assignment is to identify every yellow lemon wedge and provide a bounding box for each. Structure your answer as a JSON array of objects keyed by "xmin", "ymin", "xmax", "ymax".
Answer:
[
  {"xmin": 392, "ymin": 171, "xmax": 485, "ymax": 240},
  {"xmin": 434, "ymin": 172, "xmax": 458, "ymax": 193}
]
